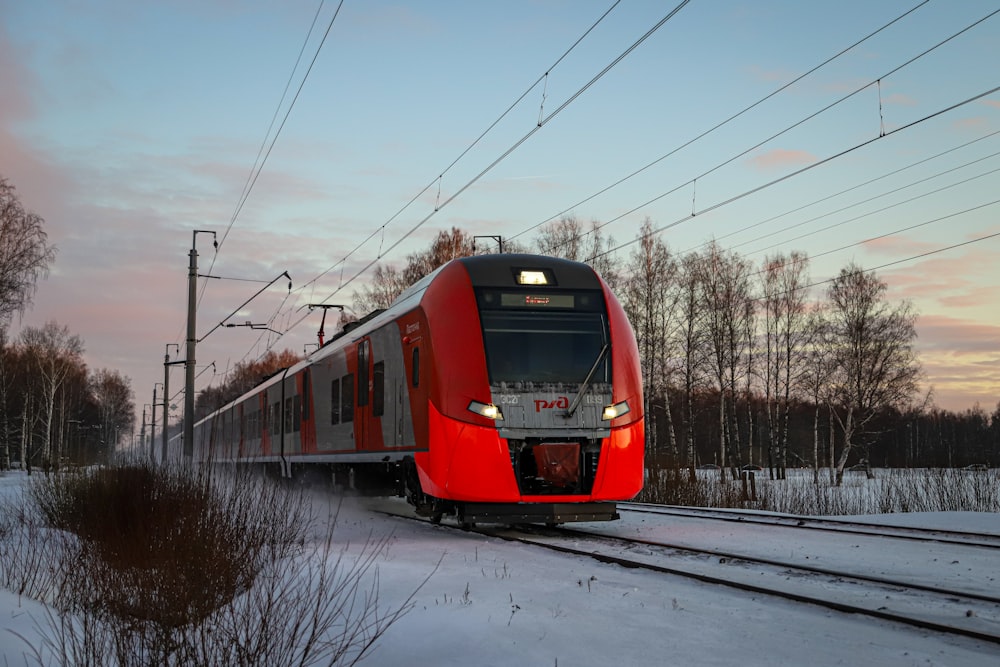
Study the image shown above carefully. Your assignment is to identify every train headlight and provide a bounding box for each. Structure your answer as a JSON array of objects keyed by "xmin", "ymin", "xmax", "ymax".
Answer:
[
  {"xmin": 516, "ymin": 269, "xmax": 549, "ymax": 285},
  {"xmin": 601, "ymin": 400, "xmax": 630, "ymax": 421},
  {"xmin": 468, "ymin": 400, "xmax": 504, "ymax": 421}
]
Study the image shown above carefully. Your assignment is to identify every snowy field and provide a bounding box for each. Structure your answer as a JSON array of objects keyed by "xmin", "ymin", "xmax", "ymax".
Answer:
[{"xmin": 2, "ymin": 469, "xmax": 999, "ymax": 666}]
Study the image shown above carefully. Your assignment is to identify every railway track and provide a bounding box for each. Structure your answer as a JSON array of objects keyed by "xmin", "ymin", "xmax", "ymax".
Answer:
[
  {"xmin": 618, "ymin": 502, "xmax": 1000, "ymax": 548},
  {"xmin": 377, "ymin": 504, "xmax": 1000, "ymax": 646}
]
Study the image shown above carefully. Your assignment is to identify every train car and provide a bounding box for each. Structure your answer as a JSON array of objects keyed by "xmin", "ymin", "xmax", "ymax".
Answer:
[{"xmin": 188, "ymin": 253, "xmax": 644, "ymax": 525}]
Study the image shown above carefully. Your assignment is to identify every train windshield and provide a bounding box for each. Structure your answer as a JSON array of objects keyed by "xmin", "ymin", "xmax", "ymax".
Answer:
[{"xmin": 479, "ymin": 309, "xmax": 610, "ymax": 386}]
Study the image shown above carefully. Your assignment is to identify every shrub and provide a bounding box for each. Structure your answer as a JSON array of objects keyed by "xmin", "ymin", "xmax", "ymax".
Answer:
[{"xmin": 1, "ymin": 461, "xmax": 425, "ymax": 666}]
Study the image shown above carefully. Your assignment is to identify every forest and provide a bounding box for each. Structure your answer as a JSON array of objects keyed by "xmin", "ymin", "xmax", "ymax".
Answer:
[
  {"xmin": 200, "ymin": 219, "xmax": 1000, "ymax": 485},
  {"xmin": 1, "ymin": 172, "xmax": 996, "ymax": 476}
]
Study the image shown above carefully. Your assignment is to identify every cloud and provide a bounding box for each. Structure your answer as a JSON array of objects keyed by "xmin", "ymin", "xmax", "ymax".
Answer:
[
  {"xmin": 885, "ymin": 93, "xmax": 917, "ymax": 106},
  {"xmin": 745, "ymin": 64, "xmax": 797, "ymax": 84},
  {"xmin": 748, "ymin": 149, "xmax": 818, "ymax": 171},
  {"xmin": 913, "ymin": 314, "xmax": 1000, "ymax": 411}
]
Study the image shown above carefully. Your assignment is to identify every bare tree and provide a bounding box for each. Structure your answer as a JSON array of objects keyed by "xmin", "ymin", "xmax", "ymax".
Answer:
[
  {"xmin": 0, "ymin": 176, "xmax": 57, "ymax": 324},
  {"xmin": 402, "ymin": 227, "xmax": 475, "ymax": 284},
  {"xmin": 825, "ymin": 263, "xmax": 920, "ymax": 484},
  {"xmin": 535, "ymin": 215, "xmax": 620, "ymax": 287},
  {"xmin": 19, "ymin": 321, "xmax": 85, "ymax": 468},
  {"xmin": 90, "ymin": 368, "xmax": 135, "ymax": 461},
  {"xmin": 353, "ymin": 228, "xmax": 476, "ymax": 315},
  {"xmin": 695, "ymin": 242, "xmax": 753, "ymax": 480},
  {"xmin": 535, "ymin": 215, "xmax": 585, "ymax": 260},
  {"xmin": 352, "ymin": 264, "xmax": 410, "ymax": 314},
  {"xmin": 677, "ymin": 251, "xmax": 708, "ymax": 479},
  {"xmin": 760, "ymin": 251, "xmax": 811, "ymax": 479},
  {"xmin": 621, "ymin": 219, "xmax": 680, "ymax": 462}
]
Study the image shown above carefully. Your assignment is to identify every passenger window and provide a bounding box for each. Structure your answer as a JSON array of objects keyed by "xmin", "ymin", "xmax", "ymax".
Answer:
[
  {"xmin": 373, "ymin": 361, "xmax": 385, "ymax": 417},
  {"xmin": 331, "ymin": 378, "xmax": 341, "ymax": 425},
  {"xmin": 412, "ymin": 348, "xmax": 419, "ymax": 387},
  {"xmin": 342, "ymin": 373, "xmax": 354, "ymax": 422}
]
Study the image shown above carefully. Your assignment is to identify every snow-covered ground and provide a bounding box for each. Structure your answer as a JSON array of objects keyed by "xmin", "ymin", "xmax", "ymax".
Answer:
[{"xmin": 2, "ymin": 470, "xmax": 998, "ymax": 666}]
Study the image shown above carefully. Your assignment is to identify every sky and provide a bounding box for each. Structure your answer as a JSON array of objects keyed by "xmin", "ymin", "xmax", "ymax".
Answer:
[
  {"xmin": 1, "ymin": 0, "xmax": 998, "ymax": 437},
  {"xmin": 2, "ymin": 469, "xmax": 999, "ymax": 665}
]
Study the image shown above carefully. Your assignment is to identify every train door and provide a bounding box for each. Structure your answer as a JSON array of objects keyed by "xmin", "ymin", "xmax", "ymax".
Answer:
[
  {"xmin": 354, "ymin": 336, "xmax": 389, "ymax": 451},
  {"xmin": 355, "ymin": 338, "xmax": 371, "ymax": 450}
]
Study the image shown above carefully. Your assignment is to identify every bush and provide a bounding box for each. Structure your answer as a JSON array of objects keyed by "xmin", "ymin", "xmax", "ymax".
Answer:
[{"xmin": 1, "ymin": 461, "xmax": 426, "ymax": 666}]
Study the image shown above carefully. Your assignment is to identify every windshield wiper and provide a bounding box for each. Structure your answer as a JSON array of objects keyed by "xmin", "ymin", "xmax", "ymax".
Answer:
[{"xmin": 563, "ymin": 344, "xmax": 609, "ymax": 419}]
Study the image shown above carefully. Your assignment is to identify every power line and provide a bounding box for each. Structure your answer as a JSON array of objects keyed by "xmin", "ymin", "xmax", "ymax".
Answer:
[
  {"xmin": 505, "ymin": 0, "xmax": 934, "ymax": 245},
  {"xmin": 534, "ymin": 6, "xmax": 1000, "ymax": 261},
  {"xmin": 687, "ymin": 129, "xmax": 1000, "ymax": 254},
  {"xmin": 740, "ymin": 154, "xmax": 1000, "ymax": 258},
  {"xmin": 590, "ymin": 83, "xmax": 1000, "ymax": 262},
  {"xmin": 303, "ymin": 0, "xmax": 692, "ymax": 305},
  {"xmin": 293, "ymin": 0, "xmax": 629, "ymax": 297}
]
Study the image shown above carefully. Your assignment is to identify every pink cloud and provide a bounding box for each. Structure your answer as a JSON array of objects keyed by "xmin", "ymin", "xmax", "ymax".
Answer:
[
  {"xmin": 745, "ymin": 64, "xmax": 797, "ymax": 83},
  {"xmin": 954, "ymin": 117, "xmax": 989, "ymax": 131},
  {"xmin": 861, "ymin": 234, "xmax": 936, "ymax": 257},
  {"xmin": 748, "ymin": 149, "xmax": 818, "ymax": 171},
  {"xmin": 0, "ymin": 27, "xmax": 35, "ymax": 122},
  {"xmin": 885, "ymin": 93, "xmax": 916, "ymax": 106},
  {"xmin": 980, "ymin": 99, "xmax": 1000, "ymax": 109},
  {"xmin": 913, "ymin": 314, "xmax": 1000, "ymax": 411}
]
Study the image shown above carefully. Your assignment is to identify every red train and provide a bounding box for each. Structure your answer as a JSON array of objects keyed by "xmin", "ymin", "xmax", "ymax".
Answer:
[{"xmin": 188, "ymin": 253, "xmax": 644, "ymax": 525}]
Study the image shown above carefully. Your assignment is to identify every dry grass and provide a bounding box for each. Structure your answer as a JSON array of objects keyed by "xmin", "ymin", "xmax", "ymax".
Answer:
[
  {"xmin": 639, "ymin": 467, "xmax": 1000, "ymax": 515},
  {"xmin": 0, "ymin": 461, "xmax": 427, "ymax": 666}
]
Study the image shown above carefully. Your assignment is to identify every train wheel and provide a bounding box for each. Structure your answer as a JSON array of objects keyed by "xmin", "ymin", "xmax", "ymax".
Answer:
[{"xmin": 430, "ymin": 512, "xmax": 443, "ymax": 524}]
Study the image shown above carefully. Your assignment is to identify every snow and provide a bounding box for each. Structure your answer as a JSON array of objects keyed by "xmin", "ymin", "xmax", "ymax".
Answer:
[{"xmin": 2, "ymin": 470, "xmax": 998, "ymax": 666}]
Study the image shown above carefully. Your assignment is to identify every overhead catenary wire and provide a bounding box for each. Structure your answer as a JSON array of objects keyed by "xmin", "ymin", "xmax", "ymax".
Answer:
[
  {"xmin": 272, "ymin": 0, "xmax": 693, "ymax": 340},
  {"xmin": 535, "ymin": 5, "xmax": 1000, "ymax": 261},
  {"xmin": 505, "ymin": 0, "xmax": 934, "ymax": 245},
  {"xmin": 293, "ymin": 0, "xmax": 630, "ymax": 297},
  {"xmin": 195, "ymin": 2, "xmax": 997, "ymax": 397},
  {"xmin": 257, "ymin": 9, "xmax": 999, "ymax": 372},
  {"xmin": 683, "ymin": 129, "xmax": 1000, "ymax": 255},
  {"xmin": 588, "ymin": 83, "xmax": 1000, "ymax": 263},
  {"xmin": 168, "ymin": 0, "xmax": 343, "ymax": 350},
  {"xmin": 741, "ymin": 162, "xmax": 1000, "ymax": 259}
]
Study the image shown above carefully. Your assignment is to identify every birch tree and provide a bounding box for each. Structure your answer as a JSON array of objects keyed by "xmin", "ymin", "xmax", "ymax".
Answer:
[
  {"xmin": 695, "ymin": 242, "xmax": 753, "ymax": 480},
  {"xmin": 90, "ymin": 368, "xmax": 135, "ymax": 462},
  {"xmin": 621, "ymin": 219, "xmax": 679, "ymax": 461},
  {"xmin": 825, "ymin": 264, "xmax": 920, "ymax": 485},
  {"xmin": 19, "ymin": 321, "xmax": 85, "ymax": 468},
  {"xmin": 0, "ymin": 176, "xmax": 57, "ymax": 323},
  {"xmin": 760, "ymin": 251, "xmax": 811, "ymax": 479}
]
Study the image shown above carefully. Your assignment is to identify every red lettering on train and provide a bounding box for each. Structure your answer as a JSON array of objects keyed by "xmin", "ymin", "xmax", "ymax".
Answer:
[{"xmin": 534, "ymin": 396, "xmax": 570, "ymax": 412}]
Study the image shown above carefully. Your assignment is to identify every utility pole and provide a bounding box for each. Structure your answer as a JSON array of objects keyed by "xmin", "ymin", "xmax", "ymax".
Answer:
[
  {"xmin": 164, "ymin": 343, "xmax": 179, "ymax": 462},
  {"xmin": 140, "ymin": 404, "xmax": 149, "ymax": 454},
  {"xmin": 473, "ymin": 235, "xmax": 503, "ymax": 254},
  {"xmin": 151, "ymin": 383, "xmax": 160, "ymax": 461},
  {"xmin": 185, "ymin": 230, "xmax": 215, "ymax": 459}
]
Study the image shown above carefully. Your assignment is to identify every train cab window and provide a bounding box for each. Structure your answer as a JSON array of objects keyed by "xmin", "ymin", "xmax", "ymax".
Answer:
[
  {"xmin": 480, "ymin": 309, "xmax": 610, "ymax": 385},
  {"xmin": 411, "ymin": 348, "xmax": 419, "ymax": 388},
  {"xmin": 372, "ymin": 361, "xmax": 385, "ymax": 417}
]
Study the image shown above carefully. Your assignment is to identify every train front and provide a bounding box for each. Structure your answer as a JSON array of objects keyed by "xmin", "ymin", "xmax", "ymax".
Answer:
[{"xmin": 418, "ymin": 254, "xmax": 644, "ymax": 525}]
